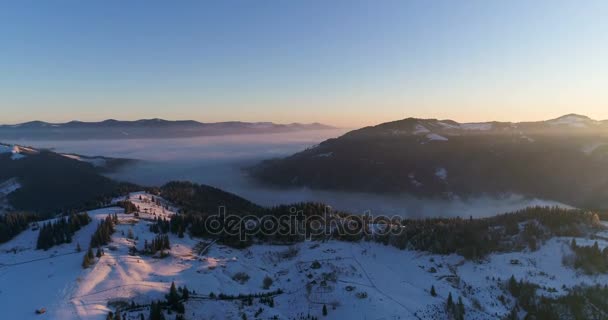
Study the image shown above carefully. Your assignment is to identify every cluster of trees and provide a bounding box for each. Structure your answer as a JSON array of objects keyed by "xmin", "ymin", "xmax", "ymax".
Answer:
[
  {"xmin": 105, "ymin": 311, "xmax": 125, "ymax": 320},
  {"xmin": 91, "ymin": 214, "xmax": 118, "ymax": 248},
  {"xmin": 164, "ymin": 201, "xmax": 334, "ymax": 248},
  {"xmin": 148, "ymin": 301, "xmax": 166, "ymax": 320},
  {"xmin": 507, "ymin": 276, "xmax": 539, "ymax": 311},
  {"xmin": 445, "ymin": 293, "xmax": 465, "ymax": 320},
  {"xmin": 36, "ymin": 212, "xmax": 91, "ymax": 250},
  {"xmin": 157, "ymin": 182, "xmax": 603, "ymax": 262},
  {"xmin": 143, "ymin": 234, "xmax": 171, "ymax": 256},
  {"xmin": 117, "ymin": 200, "xmax": 138, "ymax": 214},
  {"xmin": 505, "ymin": 276, "xmax": 608, "ymax": 319},
  {"xmin": 104, "ymin": 282, "xmax": 190, "ymax": 320},
  {"xmin": 83, "ymin": 214, "xmax": 116, "ymax": 268},
  {"xmin": 81, "ymin": 246, "xmax": 102, "ymax": 268},
  {"xmin": 147, "ymin": 282, "xmax": 190, "ymax": 320},
  {"xmin": 259, "ymin": 296, "xmax": 275, "ymax": 308},
  {"xmin": 385, "ymin": 207, "xmax": 600, "ymax": 259},
  {"xmin": 160, "ymin": 181, "xmax": 263, "ymax": 216},
  {"xmin": 150, "ymin": 217, "xmax": 171, "ymax": 234},
  {"xmin": 0, "ymin": 212, "xmax": 34, "ymax": 243},
  {"xmin": 569, "ymin": 239, "xmax": 608, "ymax": 274},
  {"xmin": 209, "ymin": 289, "xmax": 283, "ymax": 301},
  {"xmin": 166, "ymin": 282, "xmax": 188, "ymax": 313},
  {"xmin": 163, "ymin": 188, "xmax": 601, "ymax": 261}
]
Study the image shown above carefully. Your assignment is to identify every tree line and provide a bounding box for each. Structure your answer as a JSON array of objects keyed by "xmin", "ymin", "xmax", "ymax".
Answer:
[
  {"xmin": 0, "ymin": 212, "xmax": 35, "ymax": 244},
  {"xmin": 36, "ymin": 212, "xmax": 91, "ymax": 250}
]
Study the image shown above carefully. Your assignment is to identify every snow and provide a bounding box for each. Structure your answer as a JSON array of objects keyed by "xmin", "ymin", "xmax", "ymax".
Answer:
[
  {"xmin": 408, "ymin": 173, "xmax": 423, "ymax": 187},
  {"xmin": 61, "ymin": 154, "xmax": 107, "ymax": 167},
  {"xmin": 315, "ymin": 152, "xmax": 334, "ymax": 158},
  {"xmin": 388, "ymin": 129, "xmax": 410, "ymax": 135},
  {"xmin": 548, "ymin": 115, "xmax": 592, "ymax": 128},
  {"xmin": 426, "ymin": 133, "xmax": 448, "ymax": 141},
  {"xmin": 435, "ymin": 168, "xmax": 448, "ymax": 180},
  {"xmin": 520, "ymin": 134, "xmax": 535, "ymax": 143},
  {"xmin": 2, "ymin": 192, "xmax": 608, "ymax": 320},
  {"xmin": 413, "ymin": 124, "xmax": 431, "ymax": 135},
  {"xmin": 582, "ymin": 142, "xmax": 607, "ymax": 155},
  {"xmin": 437, "ymin": 121, "xmax": 460, "ymax": 129},
  {"xmin": 460, "ymin": 123, "xmax": 493, "ymax": 131},
  {"xmin": 0, "ymin": 144, "xmax": 26, "ymax": 160},
  {"xmin": 0, "ymin": 178, "xmax": 21, "ymax": 196}
]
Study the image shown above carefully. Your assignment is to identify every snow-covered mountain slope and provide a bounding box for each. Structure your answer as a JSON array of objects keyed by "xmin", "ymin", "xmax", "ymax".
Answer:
[{"xmin": 2, "ymin": 192, "xmax": 608, "ymax": 319}]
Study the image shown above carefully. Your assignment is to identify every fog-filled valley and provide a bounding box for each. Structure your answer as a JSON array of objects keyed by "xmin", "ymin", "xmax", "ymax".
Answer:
[{"xmin": 5, "ymin": 130, "xmax": 567, "ymax": 218}]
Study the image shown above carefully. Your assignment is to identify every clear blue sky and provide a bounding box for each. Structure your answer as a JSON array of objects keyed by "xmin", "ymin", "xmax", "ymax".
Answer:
[{"xmin": 1, "ymin": 0, "xmax": 607, "ymax": 127}]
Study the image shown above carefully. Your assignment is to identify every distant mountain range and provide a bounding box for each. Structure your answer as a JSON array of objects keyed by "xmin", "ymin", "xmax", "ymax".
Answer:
[
  {"xmin": 0, "ymin": 119, "xmax": 335, "ymax": 140},
  {"xmin": 249, "ymin": 114, "xmax": 608, "ymax": 208}
]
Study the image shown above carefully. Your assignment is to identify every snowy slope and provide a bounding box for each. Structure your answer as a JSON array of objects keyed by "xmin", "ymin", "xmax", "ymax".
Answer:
[
  {"xmin": 0, "ymin": 143, "xmax": 30, "ymax": 160},
  {"xmin": 61, "ymin": 154, "xmax": 108, "ymax": 167},
  {"xmin": 2, "ymin": 193, "xmax": 608, "ymax": 320}
]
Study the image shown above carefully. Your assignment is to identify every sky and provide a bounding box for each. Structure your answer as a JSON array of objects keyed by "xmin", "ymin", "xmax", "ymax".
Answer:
[{"xmin": 1, "ymin": 0, "xmax": 607, "ymax": 128}]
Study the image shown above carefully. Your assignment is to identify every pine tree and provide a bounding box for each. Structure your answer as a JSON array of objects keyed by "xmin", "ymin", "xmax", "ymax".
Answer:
[
  {"xmin": 76, "ymin": 243, "xmax": 82, "ymax": 252},
  {"xmin": 82, "ymin": 246, "xmax": 96, "ymax": 268},
  {"xmin": 447, "ymin": 292, "xmax": 453, "ymax": 309},
  {"xmin": 182, "ymin": 285, "xmax": 189, "ymax": 301},
  {"xmin": 322, "ymin": 304, "xmax": 327, "ymax": 316},
  {"xmin": 150, "ymin": 301, "xmax": 165, "ymax": 320},
  {"xmin": 508, "ymin": 275, "xmax": 519, "ymax": 297},
  {"xmin": 430, "ymin": 285, "xmax": 437, "ymax": 297},
  {"xmin": 457, "ymin": 296, "xmax": 465, "ymax": 320},
  {"xmin": 167, "ymin": 281, "xmax": 180, "ymax": 310}
]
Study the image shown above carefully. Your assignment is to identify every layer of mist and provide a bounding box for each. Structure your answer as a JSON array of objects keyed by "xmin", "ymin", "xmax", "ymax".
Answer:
[{"xmin": 6, "ymin": 130, "xmax": 569, "ymax": 218}]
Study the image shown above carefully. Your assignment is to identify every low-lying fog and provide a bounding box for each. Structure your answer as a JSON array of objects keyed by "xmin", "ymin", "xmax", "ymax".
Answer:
[{"xmin": 10, "ymin": 130, "xmax": 568, "ymax": 218}]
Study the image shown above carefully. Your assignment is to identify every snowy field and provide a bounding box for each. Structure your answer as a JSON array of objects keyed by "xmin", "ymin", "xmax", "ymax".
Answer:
[{"xmin": 1, "ymin": 192, "xmax": 607, "ymax": 319}]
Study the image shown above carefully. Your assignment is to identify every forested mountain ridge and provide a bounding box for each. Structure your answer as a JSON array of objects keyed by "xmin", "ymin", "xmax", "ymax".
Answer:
[
  {"xmin": 250, "ymin": 114, "xmax": 608, "ymax": 208},
  {"xmin": 0, "ymin": 143, "xmax": 139, "ymax": 215}
]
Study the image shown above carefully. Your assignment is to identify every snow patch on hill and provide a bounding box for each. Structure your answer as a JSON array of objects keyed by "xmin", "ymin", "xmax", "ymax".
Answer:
[
  {"xmin": 0, "ymin": 178, "xmax": 21, "ymax": 196},
  {"xmin": 460, "ymin": 123, "xmax": 493, "ymax": 131},
  {"xmin": 315, "ymin": 152, "xmax": 334, "ymax": 158},
  {"xmin": 61, "ymin": 154, "xmax": 107, "ymax": 167},
  {"xmin": 435, "ymin": 168, "xmax": 448, "ymax": 180},
  {"xmin": 582, "ymin": 142, "xmax": 607, "ymax": 155},
  {"xmin": 413, "ymin": 124, "xmax": 431, "ymax": 135},
  {"xmin": 0, "ymin": 144, "xmax": 27, "ymax": 160},
  {"xmin": 548, "ymin": 115, "xmax": 594, "ymax": 128},
  {"xmin": 426, "ymin": 133, "xmax": 448, "ymax": 141}
]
